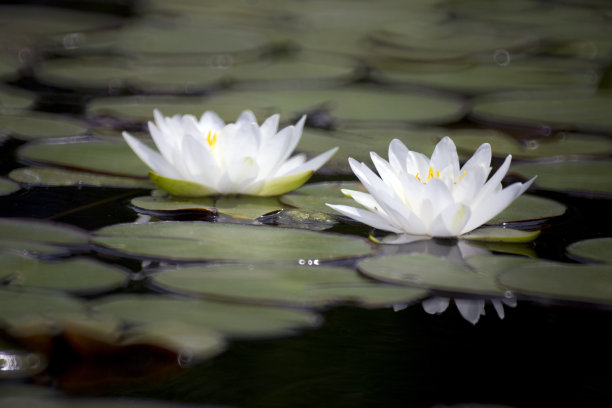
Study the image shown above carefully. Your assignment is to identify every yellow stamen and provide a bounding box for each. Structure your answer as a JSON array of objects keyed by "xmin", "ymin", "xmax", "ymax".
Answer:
[
  {"xmin": 207, "ymin": 130, "xmax": 218, "ymax": 147},
  {"xmin": 427, "ymin": 166, "xmax": 434, "ymax": 182},
  {"xmin": 436, "ymin": 170, "xmax": 440, "ymax": 178}
]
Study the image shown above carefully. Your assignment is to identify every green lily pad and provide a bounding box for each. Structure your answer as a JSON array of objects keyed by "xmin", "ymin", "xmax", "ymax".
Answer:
[
  {"xmin": 93, "ymin": 221, "xmax": 374, "ymax": 262},
  {"xmin": 357, "ymin": 253, "xmax": 506, "ymax": 296},
  {"xmin": 82, "ymin": 18, "xmax": 269, "ymax": 57},
  {"xmin": 0, "ymin": 218, "xmax": 89, "ymax": 246},
  {"xmin": 88, "ymin": 87, "xmax": 467, "ymax": 126},
  {"xmin": 17, "ymin": 138, "xmax": 150, "ymax": 178},
  {"xmin": 151, "ymin": 263, "xmax": 426, "ymax": 308},
  {"xmin": 0, "ymin": 59, "xmax": 18, "ymax": 81},
  {"xmin": 92, "ymin": 294, "xmax": 321, "ymax": 339},
  {"xmin": 461, "ymin": 227, "xmax": 540, "ymax": 243},
  {"xmin": 511, "ymin": 160, "xmax": 612, "ymax": 195},
  {"xmin": 471, "ymin": 90, "xmax": 612, "ymax": 134},
  {"xmin": 281, "ymin": 181, "xmax": 366, "ymax": 213},
  {"xmin": 452, "ymin": 131, "xmax": 612, "ymax": 159},
  {"xmin": 0, "ymin": 177, "xmax": 19, "ymax": 196},
  {"xmin": 0, "ymin": 288, "xmax": 86, "ymax": 335},
  {"xmin": 567, "ymin": 237, "xmax": 612, "ymax": 263},
  {"xmin": 487, "ymin": 195, "xmax": 566, "ymax": 224},
  {"xmin": 498, "ymin": 262, "xmax": 612, "ymax": 305},
  {"xmin": 0, "ymin": 113, "xmax": 88, "ymax": 141},
  {"xmin": 376, "ymin": 58, "xmax": 599, "ymax": 94},
  {"xmin": 0, "ymin": 239, "xmax": 73, "ymax": 257},
  {"xmin": 0, "ymin": 86, "xmax": 36, "ymax": 110},
  {"xmin": 9, "ymin": 167, "xmax": 153, "ymax": 189},
  {"xmin": 131, "ymin": 194, "xmax": 283, "ymax": 219},
  {"xmin": 2, "ymin": 255, "xmax": 128, "ymax": 294}
]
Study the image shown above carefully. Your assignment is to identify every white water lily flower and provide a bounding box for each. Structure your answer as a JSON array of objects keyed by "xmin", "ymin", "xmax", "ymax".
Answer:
[
  {"xmin": 123, "ymin": 110, "xmax": 338, "ymax": 197},
  {"xmin": 326, "ymin": 137, "xmax": 535, "ymax": 239}
]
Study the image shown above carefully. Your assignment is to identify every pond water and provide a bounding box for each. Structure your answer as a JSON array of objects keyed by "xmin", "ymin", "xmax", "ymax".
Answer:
[{"xmin": 1, "ymin": 1, "xmax": 612, "ymax": 407}]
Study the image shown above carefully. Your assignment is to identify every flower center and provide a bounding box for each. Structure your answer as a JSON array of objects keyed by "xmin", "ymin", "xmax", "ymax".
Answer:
[
  {"xmin": 415, "ymin": 166, "xmax": 466, "ymax": 184},
  {"xmin": 206, "ymin": 130, "xmax": 218, "ymax": 148}
]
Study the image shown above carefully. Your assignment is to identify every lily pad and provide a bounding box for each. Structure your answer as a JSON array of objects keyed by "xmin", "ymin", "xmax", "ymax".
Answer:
[
  {"xmin": 88, "ymin": 87, "xmax": 467, "ymax": 126},
  {"xmin": 567, "ymin": 237, "xmax": 612, "ymax": 263},
  {"xmin": 151, "ymin": 263, "xmax": 427, "ymax": 308},
  {"xmin": 93, "ymin": 221, "xmax": 374, "ymax": 262},
  {"xmin": 0, "ymin": 86, "xmax": 36, "ymax": 110},
  {"xmin": 0, "ymin": 288, "xmax": 86, "ymax": 336},
  {"xmin": 17, "ymin": 138, "xmax": 150, "ymax": 178},
  {"xmin": 471, "ymin": 90, "xmax": 612, "ymax": 134},
  {"xmin": 0, "ymin": 239, "xmax": 73, "ymax": 257},
  {"xmin": 0, "ymin": 218, "xmax": 89, "ymax": 246},
  {"xmin": 92, "ymin": 294, "xmax": 321, "ymax": 339},
  {"xmin": 0, "ymin": 113, "xmax": 87, "ymax": 141},
  {"xmin": 2, "ymin": 255, "xmax": 129, "ymax": 294},
  {"xmin": 461, "ymin": 227, "xmax": 540, "ymax": 243},
  {"xmin": 281, "ymin": 181, "xmax": 367, "ymax": 213},
  {"xmin": 131, "ymin": 195, "xmax": 282, "ymax": 219},
  {"xmin": 10, "ymin": 167, "xmax": 153, "ymax": 189},
  {"xmin": 487, "ymin": 195, "xmax": 566, "ymax": 224},
  {"xmin": 497, "ymin": 262, "xmax": 612, "ymax": 305},
  {"xmin": 357, "ymin": 253, "xmax": 506, "ymax": 296},
  {"xmin": 376, "ymin": 58, "xmax": 599, "ymax": 94},
  {"xmin": 511, "ymin": 160, "xmax": 612, "ymax": 195},
  {"xmin": 0, "ymin": 177, "xmax": 19, "ymax": 196},
  {"xmin": 452, "ymin": 131, "xmax": 612, "ymax": 159}
]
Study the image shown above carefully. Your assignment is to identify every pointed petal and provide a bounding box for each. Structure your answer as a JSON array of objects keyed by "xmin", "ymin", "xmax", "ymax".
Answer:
[
  {"xmin": 340, "ymin": 189, "xmax": 383, "ymax": 213},
  {"xmin": 430, "ymin": 136, "xmax": 460, "ymax": 176},
  {"xmin": 275, "ymin": 153, "xmax": 307, "ymax": 175},
  {"xmin": 237, "ymin": 110, "xmax": 257, "ymax": 124},
  {"xmin": 491, "ymin": 299, "xmax": 505, "ymax": 319},
  {"xmin": 388, "ymin": 138, "xmax": 411, "ymax": 174},
  {"xmin": 430, "ymin": 202, "xmax": 471, "ymax": 237},
  {"xmin": 325, "ymin": 203, "xmax": 403, "ymax": 233},
  {"xmin": 455, "ymin": 298, "xmax": 485, "ymax": 325},
  {"xmin": 461, "ymin": 142, "xmax": 492, "ymax": 177},
  {"xmin": 282, "ymin": 147, "xmax": 338, "ymax": 176},
  {"xmin": 260, "ymin": 114, "xmax": 280, "ymax": 140},
  {"xmin": 122, "ymin": 132, "xmax": 181, "ymax": 179},
  {"xmin": 422, "ymin": 297, "xmax": 450, "ymax": 314},
  {"xmin": 472, "ymin": 154, "xmax": 512, "ymax": 208}
]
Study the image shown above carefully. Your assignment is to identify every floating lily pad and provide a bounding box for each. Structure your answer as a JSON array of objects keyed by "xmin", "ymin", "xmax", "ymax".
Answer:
[
  {"xmin": 0, "ymin": 288, "xmax": 86, "ymax": 337},
  {"xmin": 376, "ymin": 58, "xmax": 599, "ymax": 94},
  {"xmin": 92, "ymin": 294, "xmax": 321, "ymax": 339},
  {"xmin": 511, "ymin": 160, "xmax": 612, "ymax": 195},
  {"xmin": 80, "ymin": 17, "xmax": 268, "ymax": 57},
  {"xmin": 0, "ymin": 86, "xmax": 36, "ymax": 110},
  {"xmin": 0, "ymin": 59, "xmax": 18, "ymax": 81},
  {"xmin": 0, "ymin": 113, "xmax": 87, "ymax": 141},
  {"xmin": 497, "ymin": 262, "xmax": 612, "ymax": 305},
  {"xmin": 151, "ymin": 263, "xmax": 426, "ymax": 308},
  {"xmin": 452, "ymin": 131, "xmax": 612, "ymax": 159},
  {"xmin": 93, "ymin": 221, "xmax": 373, "ymax": 262},
  {"xmin": 487, "ymin": 195, "xmax": 566, "ymax": 224},
  {"xmin": 567, "ymin": 237, "xmax": 612, "ymax": 263},
  {"xmin": 131, "ymin": 195, "xmax": 282, "ymax": 219},
  {"xmin": 17, "ymin": 138, "xmax": 150, "ymax": 178},
  {"xmin": 357, "ymin": 253, "xmax": 506, "ymax": 296},
  {"xmin": 2, "ymin": 255, "xmax": 128, "ymax": 294},
  {"xmin": 10, "ymin": 167, "xmax": 153, "ymax": 189},
  {"xmin": 281, "ymin": 181, "xmax": 366, "ymax": 213},
  {"xmin": 0, "ymin": 218, "xmax": 89, "ymax": 246},
  {"xmin": 0, "ymin": 177, "xmax": 19, "ymax": 196},
  {"xmin": 88, "ymin": 87, "xmax": 467, "ymax": 126},
  {"xmin": 471, "ymin": 90, "xmax": 612, "ymax": 134},
  {"xmin": 0, "ymin": 239, "xmax": 72, "ymax": 257},
  {"xmin": 461, "ymin": 227, "xmax": 540, "ymax": 243}
]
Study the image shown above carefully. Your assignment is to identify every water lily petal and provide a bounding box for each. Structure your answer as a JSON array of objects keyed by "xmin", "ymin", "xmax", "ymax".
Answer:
[
  {"xmin": 260, "ymin": 113, "xmax": 280, "ymax": 141},
  {"xmin": 430, "ymin": 136, "xmax": 460, "ymax": 177},
  {"xmin": 341, "ymin": 189, "xmax": 382, "ymax": 213},
  {"xmin": 237, "ymin": 110, "xmax": 257, "ymax": 124},
  {"xmin": 199, "ymin": 111, "xmax": 225, "ymax": 131},
  {"xmin": 122, "ymin": 132, "xmax": 181, "ymax": 179},
  {"xmin": 434, "ymin": 202, "xmax": 471, "ymax": 237},
  {"xmin": 326, "ymin": 203, "xmax": 403, "ymax": 233},
  {"xmin": 455, "ymin": 298, "xmax": 486, "ymax": 325},
  {"xmin": 422, "ymin": 297, "xmax": 450, "ymax": 314},
  {"xmin": 471, "ymin": 154, "xmax": 512, "ymax": 208},
  {"xmin": 284, "ymin": 147, "xmax": 339, "ymax": 177}
]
